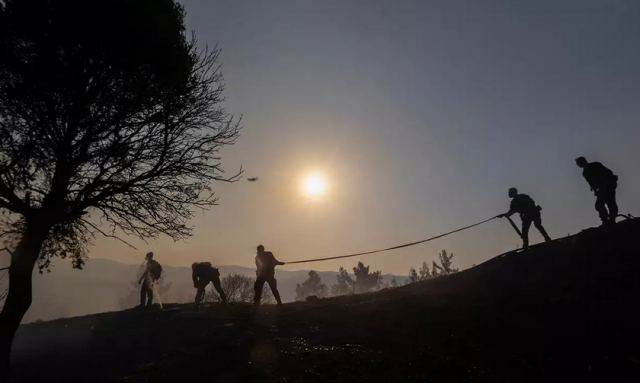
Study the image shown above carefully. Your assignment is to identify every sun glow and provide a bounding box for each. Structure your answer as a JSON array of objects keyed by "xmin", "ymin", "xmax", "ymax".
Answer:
[{"xmin": 302, "ymin": 173, "xmax": 327, "ymax": 198}]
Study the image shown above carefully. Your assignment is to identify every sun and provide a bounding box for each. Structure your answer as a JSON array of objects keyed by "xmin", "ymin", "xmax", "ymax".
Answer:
[{"xmin": 302, "ymin": 173, "xmax": 327, "ymax": 198}]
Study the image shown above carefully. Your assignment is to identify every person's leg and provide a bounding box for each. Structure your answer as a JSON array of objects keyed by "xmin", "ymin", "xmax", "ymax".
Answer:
[
  {"xmin": 146, "ymin": 283, "xmax": 154, "ymax": 307},
  {"xmin": 139, "ymin": 284, "xmax": 146, "ymax": 307},
  {"xmin": 212, "ymin": 277, "xmax": 227, "ymax": 303},
  {"xmin": 605, "ymin": 186, "xmax": 618, "ymax": 223},
  {"xmin": 521, "ymin": 218, "xmax": 532, "ymax": 249},
  {"xmin": 254, "ymin": 277, "xmax": 265, "ymax": 305},
  {"xmin": 533, "ymin": 215, "xmax": 551, "ymax": 242},
  {"xmin": 267, "ymin": 278, "xmax": 282, "ymax": 305},
  {"xmin": 195, "ymin": 286, "xmax": 205, "ymax": 305},
  {"xmin": 595, "ymin": 191, "xmax": 608, "ymax": 224}
]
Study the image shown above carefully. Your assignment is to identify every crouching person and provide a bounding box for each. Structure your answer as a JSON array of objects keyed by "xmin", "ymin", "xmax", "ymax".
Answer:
[{"xmin": 192, "ymin": 262, "xmax": 228, "ymax": 306}]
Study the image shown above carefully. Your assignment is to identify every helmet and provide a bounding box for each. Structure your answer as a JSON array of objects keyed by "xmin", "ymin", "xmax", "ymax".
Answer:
[
  {"xmin": 508, "ymin": 187, "xmax": 518, "ymax": 198},
  {"xmin": 257, "ymin": 245, "xmax": 265, "ymax": 252}
]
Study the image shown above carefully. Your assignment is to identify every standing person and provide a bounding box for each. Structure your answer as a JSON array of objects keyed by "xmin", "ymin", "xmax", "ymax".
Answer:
[
  {"xmin": 498, "ymin": 188, "xmax": 552, "ymax": 249},
  {"xmin": 575, "ymin": 156, "xmax": 619, "ymax": 225},
  {"xmin": 138, "ymin": 251, "xmax": 162, "ymax": 308},
  {"xmin": 253, "ymin": 245, "xmax": 284, "ymax": 306},
  {"xmin": 192, "ymin": 262, "xmax": 227, "ymax": 306}
]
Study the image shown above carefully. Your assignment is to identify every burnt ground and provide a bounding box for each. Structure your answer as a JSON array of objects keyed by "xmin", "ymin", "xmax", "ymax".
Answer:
[{"xmin": 9, "ymin": 219, "xmax": 640, "ymax": 383}]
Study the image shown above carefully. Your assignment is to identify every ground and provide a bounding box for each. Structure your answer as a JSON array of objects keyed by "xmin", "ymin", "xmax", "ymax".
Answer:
[{"xmin": 10, "ymin": 219, "xmax": 640, "ymax": 382}]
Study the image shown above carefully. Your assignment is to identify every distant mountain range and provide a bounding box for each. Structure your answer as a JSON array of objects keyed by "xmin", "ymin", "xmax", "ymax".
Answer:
[{"xmin": 24, "ymin": 258, "xmax": 406, "ymax": 322}]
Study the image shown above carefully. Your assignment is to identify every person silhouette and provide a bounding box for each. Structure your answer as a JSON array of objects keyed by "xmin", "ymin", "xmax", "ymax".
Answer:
[
  {"xmin": 138, "ymin": 251, "xmax": 162, "ymax": 308},
  {"xmin": 253, "ymin": 245, "xmax": 284, "ymax": 306},
  {"xmin": 498, "ymin": 188, "xmax": 552, "ymax": 249},
  {"xmin": 575, "ymin": 156, "xmax": 619, "ymax": 225},
  {"xmin": 192, "ymin": 262, "xmax": 227, "ymax": 306}
]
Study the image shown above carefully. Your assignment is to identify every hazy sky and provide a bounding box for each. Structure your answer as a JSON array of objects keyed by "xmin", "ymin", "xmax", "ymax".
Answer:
[{"xmin": 88, "ymin": 0, "xmax": 640, "ymax": 275}]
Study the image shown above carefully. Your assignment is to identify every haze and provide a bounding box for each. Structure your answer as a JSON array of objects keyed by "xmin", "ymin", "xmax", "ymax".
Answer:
[{"xmin": 87, "ymin": 0, "xmax": 640, "ymax": 275}]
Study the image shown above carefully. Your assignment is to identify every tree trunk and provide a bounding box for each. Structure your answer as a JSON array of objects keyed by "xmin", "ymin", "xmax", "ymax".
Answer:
[{"xmin": 0, "ymin": 227, "xmax": 48, "ymax": 378}]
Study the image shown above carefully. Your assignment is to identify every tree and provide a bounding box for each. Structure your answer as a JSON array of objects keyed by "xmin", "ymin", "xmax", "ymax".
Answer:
[
  {"xmin": 352, "ymin": 262, "xmax": 382, "ymax": 293},
  {"xmin": 408, "ymin": 249, "xmax": 458, "ymax": 283},
  {"xmin": 432, "ymin": 261, "xmax": 443, "ymax": 277},
  {"xmin": 438, "ymin": 249, "xmax": 458, "ymax": 274},
  {"xmin": 295, "ymin": 270, "xmax": 327, "ymax": 301},
  {"xmin": 331, "ymin": 267, "xmax": 355, "ymax": 296},
  {"xmin": 418, "ymin": 261, "xmax": 431, "ymax": 280},
  {"xmin": 215, "ymin": 274, "xmax": 273, "ymax": 304},
  {"xmin": 220, "ymin": 274, "xmax": 254, "ymax": 303},
  {"xmin": 0, "ymin": 0, "xmax": 240, "ymax": 371}
]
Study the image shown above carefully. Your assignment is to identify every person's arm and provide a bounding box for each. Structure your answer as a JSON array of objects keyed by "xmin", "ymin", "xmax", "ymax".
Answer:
[
  {"xmin": 498, "ymin": 201, "xmax": 517, "ymax": 218},
  {"xmin": 138, "ymin": 265, "xmax": 147, "ymax": 284},
  {"xmin": 585, "ymin": 164, "xmax": 604, "ymax": 192},
  {"xmin": 272, "ymin": 253, "xmax": 285, "ymax": 266},
  {"xmin": 255, "ymin": 256, "xmax": 263, "ymax": 273},
  {"xmin": 192, "ymin": 265, "xmax": 198, "ymax": 287},
  {"xmin": 584, "ymin": 170, "xmax": 597, "ymax": 191}
]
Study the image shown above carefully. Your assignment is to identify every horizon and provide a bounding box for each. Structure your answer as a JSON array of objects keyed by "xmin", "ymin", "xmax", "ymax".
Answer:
[
  {"xmin": 3, "ymin": 1, "xmax": 640, "ymax": 380},
  {"xmin": 85, "ymin": 0, "xmax": 640, "ymax": 275}
]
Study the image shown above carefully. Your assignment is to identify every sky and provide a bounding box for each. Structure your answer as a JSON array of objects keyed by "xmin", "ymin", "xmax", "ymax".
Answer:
[{"xmin": 87, "ymin": 0, "xmax": 640, "ymax": 275}]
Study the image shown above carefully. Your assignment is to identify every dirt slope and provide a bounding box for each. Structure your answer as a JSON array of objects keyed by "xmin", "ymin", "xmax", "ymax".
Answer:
[{"xmin": 10, "ymin": 219, "xmax": 640, "ymax": 382}]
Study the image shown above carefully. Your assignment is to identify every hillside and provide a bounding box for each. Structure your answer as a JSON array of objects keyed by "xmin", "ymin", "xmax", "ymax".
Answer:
[
  {"xmin": 23, "ymin": 259, "xmax": 405, "ymax": 322},
  {"xmin": 10, "ymin": 218, "xmax": 640, "ymax": 382}
]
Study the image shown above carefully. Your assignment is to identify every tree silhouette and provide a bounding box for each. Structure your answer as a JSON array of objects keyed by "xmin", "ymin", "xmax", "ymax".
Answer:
[
  {"xmin": 418, "ymin": 261, "xmax": 431, "ymax": 280},
  {"xmin": 331, "ymin": 267, "xmax": 355, "ymax": 296},
  {"xmin": 352, "ymin": 262, "xmax": 382, "ymax": 293},
  {"xmin": 438, "ymin": 249, "xmax": 458, "ymax": 274},
  {"xmin": 407, "ymin": 249, "xmax": 458, "ymax": 283},
  {"xmin": 295, "ymin": 270, "xmax": 327, "ymax": 300},
  {"xmin": 0, "ymin": 0, "xmax": 240, "ymax": 371},
  {"xmin": 220, "ymin": 274, "xmax": 255, "ymax": 303}
]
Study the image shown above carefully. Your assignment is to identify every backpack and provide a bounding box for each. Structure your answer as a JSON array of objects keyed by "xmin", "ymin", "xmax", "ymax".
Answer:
[{"xmin": 148, "ymin": 260, "xmax": 162, "ymax": 281}]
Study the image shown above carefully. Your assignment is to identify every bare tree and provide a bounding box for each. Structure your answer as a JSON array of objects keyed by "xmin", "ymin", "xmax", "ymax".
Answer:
[
  {"xmin": 0, "ymin": 0, "xmax": 240, "ymax": 371},
  {"xmin": 219, "ymin": 274, "xmax": 254, "ymax": 303},
  {"xmin": 215, "ymin": 274, "xmax": 273, "ymax": 304}
]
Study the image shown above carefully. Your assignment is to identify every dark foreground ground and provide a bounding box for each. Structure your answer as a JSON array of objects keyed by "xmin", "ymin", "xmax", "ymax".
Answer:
[{"xmin": 10, "ymin": 219, "xmax": 640, "ymax": 382}]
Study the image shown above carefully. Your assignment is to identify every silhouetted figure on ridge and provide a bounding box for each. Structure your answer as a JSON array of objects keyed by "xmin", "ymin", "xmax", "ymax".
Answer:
[
  {"xmin": 192, "ymin": 262, "xmax": 227, "ymax": 306},
  {"xmin": 575, "ymin": 156, "xmax": 619, "ymax": 225},
  {"xmin": 139, "ymin": 252, "xmax": 162, "ymax": 308},
  {"xmin": 254, "ymin": 245, "xmax": 284, "ymax": 306},
  {"xmin": 498, "ymin": 188, "xmax": 552, "ymax": 249}
]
